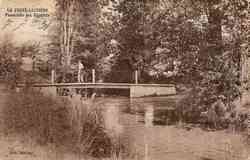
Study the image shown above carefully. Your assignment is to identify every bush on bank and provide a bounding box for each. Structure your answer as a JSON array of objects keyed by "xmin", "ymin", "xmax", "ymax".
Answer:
[{"xmin": 176, "ymin": 86, "xmax": 247, "ymax": 131}]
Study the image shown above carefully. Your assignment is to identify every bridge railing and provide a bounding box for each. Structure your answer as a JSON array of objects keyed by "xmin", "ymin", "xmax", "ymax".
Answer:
[{"xmin": 50, "ymin": 69, "xmax": 140, "ymax": 84}]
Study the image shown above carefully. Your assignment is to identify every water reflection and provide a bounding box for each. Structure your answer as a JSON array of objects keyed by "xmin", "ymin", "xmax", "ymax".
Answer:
[
  {"xmin": 103, "ymin": 102, "xmax": 123, "ymax": 137},
  {"xmin": 125, "ymin": 97, "xmax": 177, "ymax": 126},
  {"xmin": 145, "ymin": 104, "xmax": 154, "ymax": 127}
]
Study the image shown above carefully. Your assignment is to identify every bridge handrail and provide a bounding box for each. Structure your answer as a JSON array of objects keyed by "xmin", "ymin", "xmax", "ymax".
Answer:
[{"xmin": 17, "ymin": 82, "xmax": 175, "ymax": 88}]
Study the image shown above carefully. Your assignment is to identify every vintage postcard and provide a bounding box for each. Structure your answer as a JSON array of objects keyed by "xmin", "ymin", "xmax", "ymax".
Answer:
[{"xmin": 0, "ymin": 0, "xmax": 249, "ymax": 160}]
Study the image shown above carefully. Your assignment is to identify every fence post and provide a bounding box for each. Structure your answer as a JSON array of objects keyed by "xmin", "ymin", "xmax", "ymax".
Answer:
[
  {"xmin": 92, "ymin": 69, "xmax": 96, "ymax": 83},
  {"xmin": 51, "ymin": 70, "xmax": 55, "ymax": 84},
  {"xmin": 135, "ymin": 70, "xmax": 138, "ymax": 84},
  {"xmin": 78, "ymin": 61, "xmax": 81, "ymax": 83}
]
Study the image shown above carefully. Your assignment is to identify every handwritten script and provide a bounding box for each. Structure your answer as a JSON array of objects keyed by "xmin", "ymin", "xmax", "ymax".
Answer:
[{"xmin": 1, "ymin": 7, "xmax": 51, "ymax": 31}]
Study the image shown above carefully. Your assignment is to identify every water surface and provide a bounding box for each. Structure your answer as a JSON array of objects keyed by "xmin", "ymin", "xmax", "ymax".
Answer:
[{"xmin": 94, "ymin": 96, "xmax": 247, "ymax": 160}]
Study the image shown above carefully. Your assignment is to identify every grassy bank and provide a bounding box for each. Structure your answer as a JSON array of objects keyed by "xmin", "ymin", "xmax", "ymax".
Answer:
[{"xmin": 2, "ymin": 88, "xmax": 123, "ymax": 159}]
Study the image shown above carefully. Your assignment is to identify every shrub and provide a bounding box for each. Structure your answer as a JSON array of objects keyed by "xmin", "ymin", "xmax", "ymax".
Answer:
[
  {"xmin": 176, "ymin": 87, "xmax": 205, "ymax": 123},
  {"xmin": 176, "ymin": 85, "xmax": 245, "ymax": 131},
  {"xmin": 0, "ymin": 54, "xmax": 21, "ymax": 88}
]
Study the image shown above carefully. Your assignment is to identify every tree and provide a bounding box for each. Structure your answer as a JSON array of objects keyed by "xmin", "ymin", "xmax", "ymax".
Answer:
[
  {"xmin": 51, "ymin": 0, "xmax": 101, "ymax": 66},
  {"xmin": 107, "ymin": 0, "xmax": 159, "ymax": 82},
  {"xmin": 0, "ymin": 34, "xmax": 21, "ymax": 86},
  {"xmin": 49, "ymin": 0, "xmax": 103, "ymax": 82}
]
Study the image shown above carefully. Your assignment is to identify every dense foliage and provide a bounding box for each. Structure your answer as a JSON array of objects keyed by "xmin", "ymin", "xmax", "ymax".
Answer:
[
  {"xmin": 46, "ymin": 0, "xmax": 248, "ymax": 112},
  {"xmin": 0, "ymin": 36, "xmax": 21, "ymax": 86},
  {"xmin": 1, "ymin": 0, "xmax": 248, "ymax": 124},
  {"xmin": 101, "ymin": 0, "xmax": 245, "ymax": 114}
]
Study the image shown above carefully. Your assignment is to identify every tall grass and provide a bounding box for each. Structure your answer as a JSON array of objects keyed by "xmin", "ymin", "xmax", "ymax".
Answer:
[{"xmin": 2, "ymin": 88, "xmax": 123, "ymax": 158}]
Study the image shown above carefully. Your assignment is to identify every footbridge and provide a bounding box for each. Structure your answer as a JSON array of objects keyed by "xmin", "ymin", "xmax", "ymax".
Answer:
[
  {"xmin": 17, "ymin": 82, "xmax": 176, "ymax": 98},
  {"xmin": 16, "ymin": 69, "xmax": 176, "ymax": 98}
]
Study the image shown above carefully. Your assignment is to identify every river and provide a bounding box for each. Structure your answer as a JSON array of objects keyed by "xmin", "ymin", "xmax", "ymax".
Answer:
[{"xmin": 88, "ymin": 96, "xmax": 248, "ymax": 160}]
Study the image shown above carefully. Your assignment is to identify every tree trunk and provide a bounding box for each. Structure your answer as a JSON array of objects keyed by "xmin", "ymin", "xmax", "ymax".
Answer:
[{"xmin": 207, "ymin": 0, "xmax": 223, "ymax": 56}]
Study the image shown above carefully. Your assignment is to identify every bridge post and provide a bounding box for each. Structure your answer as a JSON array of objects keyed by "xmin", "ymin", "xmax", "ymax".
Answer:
[
  {"xmin": 51, "ymin": 70, "xmax": 55, "ymax": 84},
  {"xmin": 78, "ymin": 64, "xmax": 80, "ymax": 83},
  {"xmin": 92, "ymin": 69, "xmax": 96, "ymax": 83},
  {"xmin": 78, "ymin": 60, "xmax": 83, "ymax": 83},
  {"xmin": 135, "ymin": 70, "xmax": 138, "ymax": 84}
]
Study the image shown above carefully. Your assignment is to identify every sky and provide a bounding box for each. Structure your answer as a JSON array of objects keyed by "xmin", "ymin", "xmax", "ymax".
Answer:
[{"xmin": 0, "ymin": 0, "xmax": 55, "ymax": 45}]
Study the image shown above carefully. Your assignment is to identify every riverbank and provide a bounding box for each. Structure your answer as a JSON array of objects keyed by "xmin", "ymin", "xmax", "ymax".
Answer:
[
  {"xmin": 0, "ymin": 84, "xmax": 119, "ymax": 160},
  {"xmin": 0, "ymin": 84, "xmax": 249, "ymax": 160}
]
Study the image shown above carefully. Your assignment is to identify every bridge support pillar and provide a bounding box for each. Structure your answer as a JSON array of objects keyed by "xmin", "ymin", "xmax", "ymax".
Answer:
[{"xmin": 130, "ymin": 86, "xmax": 176, "ymax": 98}]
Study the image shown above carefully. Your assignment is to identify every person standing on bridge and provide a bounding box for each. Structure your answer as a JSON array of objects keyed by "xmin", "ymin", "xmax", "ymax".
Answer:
[{"xmin": 78, "ymin": 60, "xmax": 85, "ymax": 83}]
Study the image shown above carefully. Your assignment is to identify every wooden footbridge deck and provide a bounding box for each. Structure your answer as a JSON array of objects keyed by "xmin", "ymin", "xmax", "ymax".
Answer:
[{"xmin": 17, "ymin": 82, "xmax": 176, "ymax": 98}]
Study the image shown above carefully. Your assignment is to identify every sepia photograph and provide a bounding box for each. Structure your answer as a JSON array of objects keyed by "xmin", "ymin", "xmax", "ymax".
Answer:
[{"xmin": 0, "ymin": 0, "xmax": 249, "ymax": 159}]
